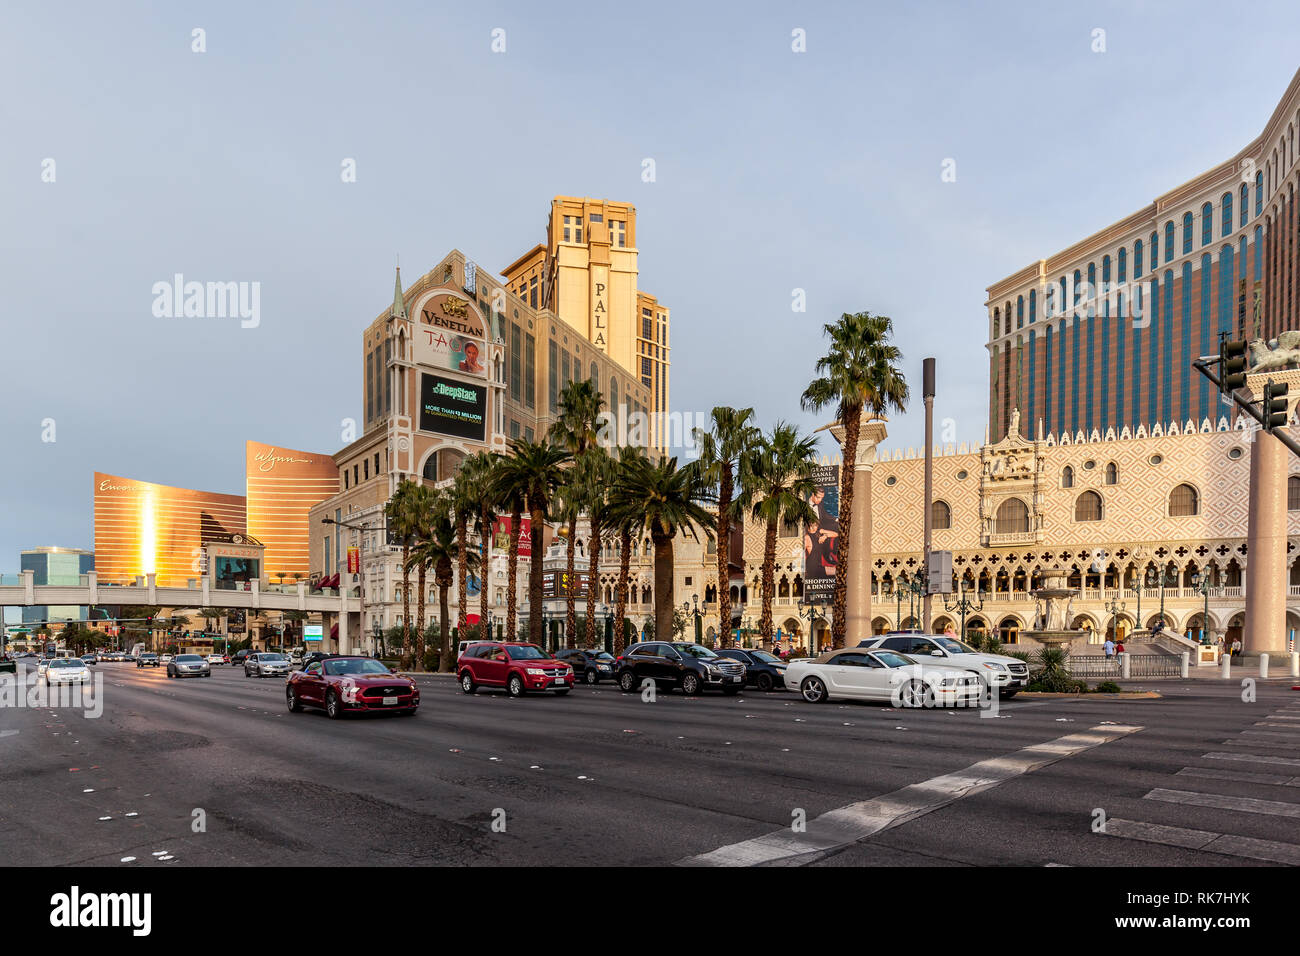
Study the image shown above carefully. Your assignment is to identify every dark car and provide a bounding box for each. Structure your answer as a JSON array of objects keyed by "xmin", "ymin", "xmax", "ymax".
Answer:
[
  {"xmin": 554, "ymin": 648, "xmax": 618, "ymax": 684},
  {"xmin": 457, "ymin": 642, "xmax": 573, "ymax": 697},
  {"xmin": 135, "ymin": 653, "xmax": 160, "ymax": 668},
  {"xmin": 0, "ymin": 656, "xmax": 14, "ymax": 675},
  {"xmin": 716, "ymin": 648, "xmax": 788, "ymax": 691},
  {"xmin": 286, "ymin": 656, "xmax": 419, "ymax": 718},
  {"xmin": 231, "ymin": 649, "xmax": 253, "ymax": 667},
  {"xmin": 302, "ymin": 651, "xmax": 340, "ymax": 670},
  {"xmin": 615, "ymin": 642, "xmax": 746, "ymax": 696}
]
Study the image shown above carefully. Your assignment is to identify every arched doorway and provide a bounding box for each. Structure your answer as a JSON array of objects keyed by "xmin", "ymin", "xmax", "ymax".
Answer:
[
  {"xmin": 997, "ymin": 616, "xmax": 1020, "ymax": 645},
  {"xmin": 1225, "ymin": 612, "xmax": 1244, "ymax": 651},
  {"xmin": 932, "ymin": 615, "xmax": 955, "ymax": 634},
  {"xmin": 966, "ymin": 616, "xmax": 988, "ymax": 644},
  {"xmin": 1071, "ymin": 615, "xmax": 1098, "ymax": 644},
  {"xmin": 871, "ymin": 616, "xmax": 891, "ymax": 635},
  {"xmin": 1105, "ymin": 614, "xmax": 1133, "ymax": 643}
]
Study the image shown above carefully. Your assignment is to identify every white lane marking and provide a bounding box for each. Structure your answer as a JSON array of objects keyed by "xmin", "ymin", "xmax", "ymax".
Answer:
[
  {"xmin": 1145, "ymin": 787, "xmax": 1300, "ymax": 819},
  {"xmin": 1261, "ymin": 714, "xmax": 1300, "ymax": 721},
  {"xmin": 1103, "ymin": 817, "xmax": 1300, "ymax": 865},
  {"xmin": 681, "ymin": 724, "xmax": 1142, "ymax": 867},
  {"xmin": 0, "ymin": 730, "xmax": 18, "ymax": 740},
  {"xmin": 1238, "ymin": 729, "xmax": 1300, "ymax": 739},
  {"xmin": 1203, "ymin": 751, "xmax": 1300, "ymax": 767},
  {"xmin": 1177, "ymin": 766, "xmax": 1300, "ymax": 787},
  {"xmin": 1255, "ymin": 722, "xmax": 1300, "ymax": 729}
]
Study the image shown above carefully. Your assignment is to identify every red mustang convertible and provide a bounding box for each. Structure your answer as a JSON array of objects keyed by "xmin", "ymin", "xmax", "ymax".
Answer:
[{"xmin": 286, "ymin": 656, "xmax": 419, "ymax": 719}]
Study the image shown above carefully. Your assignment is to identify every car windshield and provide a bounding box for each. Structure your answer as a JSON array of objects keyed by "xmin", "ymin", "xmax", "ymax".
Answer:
[
  {"xmin": 872, "ymin": 651, "xmax": 914, "ymax": 668},
  {"xmin": 505, "ymin": 645, "xmax": 548, "ymax": 660},
  {"xmin": 323, "ymin": 659, "xmax": 392, "ymax": 676},
  {"xmin": 140, "ymin": 654, "xmax": 157, "ymax": 659},
  {"xmin": 51, "ymin": 659, "xmax": 83, "ymax": 668},
  {"xmin": 674, "ymin": 644, "xmax": 717, "ymax": 659},
  {"xmin": 750, "ymin": 651, "xmax": 781, "ymax": 663},
  {"xmin": 176, "ymin": 655, "xmax": 203, "ymax": 663},
  {"xmin": 592, "ymin": 652, "xmax": 615, "ymax": 661},
  {"xmin": 936, "ymin": 638, "xmax": 977, "ymax": 654},
  {"xmin": 259, "ymin": 654, "xmax": 286, "ymax": 661}
]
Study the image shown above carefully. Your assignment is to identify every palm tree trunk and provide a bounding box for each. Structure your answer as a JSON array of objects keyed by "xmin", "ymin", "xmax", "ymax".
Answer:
[
  {"xmin": 479, "ymin": 506, "xmax": 491, "ymax": 635},
  {"xmin": 416, "ymin": 565, "xmax": 427, "ymax": 668},
  {"xmin": 760, "ymin": 514, "xmax": 778, "ymax": 643},
  {"xmin": 439, "ymin": 565, "xmax": 453, "ymax": 672},
  {"xmin": 584, "ymin": 516, "xmax": 601, "ymax": 650},
  {"xmin": 653, "ymin": 530, "xmax": 674, "ymax": 641},
  {"xmin": 565, "ymin": 514, "xmax": 578, "ymax": 648},
  {"xmin": 401, "ymin": 547, "xmax": 412, "ymax": 661},
  {"xmin": 614, "ymin": 526, "xmax": 631, "ymax": 655},
  {"xmin": 507, "ymin": 505, "xmax": 521, "ymax": 641},
  {"xmin": 832, "ymin": 404, "xmax": 863, "ymax": 649},
  {"xmin": 716, "ymin": 465, "xmax": 733, "ymax": 648},
  {"xmin": 528, "ymin": 502, "xmax": 547, "ymax": 646},
  {"xmin": 456, "ymin": 513, "xmax": 469, "ymax": 637}
]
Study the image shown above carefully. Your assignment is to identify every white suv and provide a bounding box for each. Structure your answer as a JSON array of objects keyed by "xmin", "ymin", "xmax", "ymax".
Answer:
[{"xmin": 860, "ymin": 632, "xmax": 1029, "ymax": 698}]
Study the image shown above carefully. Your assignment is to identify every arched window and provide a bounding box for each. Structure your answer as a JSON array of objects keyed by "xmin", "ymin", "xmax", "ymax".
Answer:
[
  {"xmin": 1221, "ymin": 192, "xmax": 1233, "ymax": 235},
  {"xmin": 590, "ymin": 361, "xmax": 599, "ymax": 391},
  {"xmin": 1164, "ymin": 222, "xmax": 1174, "ymax": 261},
  {"xmin": 1289, "ymin": 476, "xmax": 1300, "ymax": 511},
  {"xmin": 993, "ymin": 309, "xmax": 1000, "ymax": 337},
  {"xmin": 1198, "ymin": 205, "xmax": 1210, "ymax": 247},
  {"xmin": 1029, "ymin": 288, "xmax": 1037, "ymax": 323},
  {"xmin": 1169, "ymin": 483, "xmax": 1199, "ymax": 516},
  {"xmin": 1256, "ymin": 171, "xmax": 1264, "ymax": 216},
  {"xmin": 422, "ymin": 447, "xmax": 465, "ymax": 483},
  {"xmin": 994, "ymin": 498, "xmax": 1030, "ymax": 534},
  {"xmin": 609, "ymin": 376, "xmax": 619, "ymax": 414},
  {"xmin": 1134, "ymin": 239, "xmax": 1144, "ymax": 277},
  {"xmin": 1240, "ymin": 184, "xmax": 1249, "ymax": 227},
  {"xmin": 931, "ymin": 499, "xmax": 951, "ymax": 530},
  {"xmin": 1118, "ymin": 247, "xmax": 1127, "ymax": 283},
  {"xmin": 1016, "ymin": 296, "xmax": 1024, "ymax": 328},
  {"xmin": 1073, "ymin": 269, "xmax": 1082, "ymax": 308},
  {"xmin": 1074, "ymin": 491, "xmax": 1103, "ymax": 522},
  {"xmin": 1062, "ymin": 465, "xmax": 1075, "ymax": 488},
  {"xmin": 1105, "ymin": 461, "xmax": 1118, "ymax": 485}
]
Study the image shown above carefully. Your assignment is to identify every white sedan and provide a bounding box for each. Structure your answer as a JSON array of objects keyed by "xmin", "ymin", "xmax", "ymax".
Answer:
[
  {"xmin": 785, "ymin": 648, "xmax": 984, "ymax": 707},
  {"xmin": 45, "ymin": 658, "xmax": 92, "ymax": 685}
]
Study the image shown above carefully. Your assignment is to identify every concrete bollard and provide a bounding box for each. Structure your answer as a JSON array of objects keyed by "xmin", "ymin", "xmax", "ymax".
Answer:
[
  {"xmin": 1121, "ymin": 652, "xmax": 1131, "ymax": 679},
  {"xmin": 1291, "ymin": 652, "xmax": 1299, "ymax": 678},
  {"xmin": 1260, "ymin": 653, "xmax": 1269, "ymax": 680},
  {"xmin": 1220, "ymin": 655, "xmax": 1231, "ymax": 679},
  {"xmin": 1180, "ymin": 652, "xmax": 1190, "ymax": 678}
]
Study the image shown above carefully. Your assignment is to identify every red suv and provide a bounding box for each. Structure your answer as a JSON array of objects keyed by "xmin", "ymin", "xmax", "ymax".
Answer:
[{"xmin": 458, "ymin": 642, "xmax": 573, "ymax": 697}]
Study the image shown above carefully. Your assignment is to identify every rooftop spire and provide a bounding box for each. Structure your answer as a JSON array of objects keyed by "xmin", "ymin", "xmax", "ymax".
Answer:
[{"xmin": 390, "ymin": 263, "xmax": 407, "ymax": 321}]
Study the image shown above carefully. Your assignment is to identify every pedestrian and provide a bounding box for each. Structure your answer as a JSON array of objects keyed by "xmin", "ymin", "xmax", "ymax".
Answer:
[
  {"xmin": 1115, "ymin": 639, "xmax": 1125, "ymax": 657},
  {"xmin": 1103, "ymin": 636, "xmax": 1115, "ymax": 664},
  {"xmin": 1232, "ymin": 637, "xmax": 1242, "ymax": 658}
]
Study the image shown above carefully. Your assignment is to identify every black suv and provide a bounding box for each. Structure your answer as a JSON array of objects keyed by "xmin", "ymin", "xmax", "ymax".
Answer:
[
  {"xmin": 615, "ymin": 642, "xmax": 746, "ymax": 695},
  {"xmin": 716, "ymin": 648, "xmax": 787, "ymax": 691},
  {"xmin": 555, "ymin": 648, "xmax": 618, "ymax": 684}
]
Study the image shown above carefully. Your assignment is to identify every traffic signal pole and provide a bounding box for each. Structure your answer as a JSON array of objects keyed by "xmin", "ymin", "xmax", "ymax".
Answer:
[{"xmin": 1193, "ymin": 336, "xmax": 1300, "ymax": 460}]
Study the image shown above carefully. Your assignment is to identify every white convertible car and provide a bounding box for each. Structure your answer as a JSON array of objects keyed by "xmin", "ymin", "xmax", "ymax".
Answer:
[{"xmin": 785, "ymin": 647, "xmax": 984, "ymax": 707}]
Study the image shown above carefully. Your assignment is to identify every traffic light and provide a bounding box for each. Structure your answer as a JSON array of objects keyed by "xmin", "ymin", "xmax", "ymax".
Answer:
[
  {"xmin": 1264, "ymin": 379, "xmax": 1290, "ymax": 433},
  {"xmin": 1219, "ymin": 337, "xmax": 1247, "ymax": 392}
]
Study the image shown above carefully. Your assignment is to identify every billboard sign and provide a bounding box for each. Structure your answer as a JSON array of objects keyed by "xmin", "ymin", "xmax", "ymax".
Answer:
[
  {"xmin": 418, "ymin": 373, "xmax": 487, "ymax": 442},
  {"xmin": 492, "ymin": 517, "xmax": 532, "ymax": 558},
  {"xmin": 414, "ymin": 293, "xmax": 487, "ymax": 378},
  {"xmin": 803, "ymin": 464, "xmax": 840, "ymax": 600},
  {"xmin": 303, "ymin": 624, "xmax": 323, "ymax": 643}
]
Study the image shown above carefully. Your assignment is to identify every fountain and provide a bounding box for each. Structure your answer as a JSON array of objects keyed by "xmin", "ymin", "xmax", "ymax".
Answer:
[{"xmin": 1021, "ymin": 567, "xmax": 1082, "ymax": 651}]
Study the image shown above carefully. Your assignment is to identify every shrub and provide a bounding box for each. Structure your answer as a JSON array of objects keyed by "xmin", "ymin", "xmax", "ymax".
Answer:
[
  {"xmin": 1093, "ymin": 681, "xmax": 1122, "ymax": 693},
  {"xmin": 983, "ymin": 634, "xmax": 1004, "ymax": 654},
  {"xmin": 1007, "ymin": 651, "xmax": 1031, "ymax": 663},
  {"xmin": 1027, "ymin": 671, "xmax": 1089, "ymax": 693},
  {"xmin": 422, "ymin": 648, "xmax": 442, "ymax": 672}
]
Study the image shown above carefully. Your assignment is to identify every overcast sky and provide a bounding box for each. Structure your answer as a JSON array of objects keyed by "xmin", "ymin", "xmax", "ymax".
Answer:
[{"xmin": 2, "ymin": 0, "xmax": 1298, "ymax": 573}]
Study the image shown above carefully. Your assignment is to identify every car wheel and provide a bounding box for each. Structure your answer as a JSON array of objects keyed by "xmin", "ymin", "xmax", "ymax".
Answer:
[
  {"xmin": 680, "ymin": 673, "xmax": 700, "ymax": 696},
  {"xmin": 618, "ymin": 670, "xmax": 637, "ymax": 693},
  {"xmin": 900, "ymin": 680, "xmax": 928, "ymax": 708},
  {"xmin": 756, "ymin": 673, "xmax": 774, "ymax": 692},
  {"xmin": 460, "ymin": 672, "xmax": 476, "ymax": 694},
  {"xmin": 800, "ymin": 676, "xmax": 828, "ymax": 703},
  {"xmin": 507, "ymin": 674, "xmax": 525, "ymax": 697},
  {"xmin": 286, "ymin": 686, "xmax": 302, "ymax": 713},
  {"xmin": 325, "ymin": 690, "xmax": 343, "ymax": 719},
  {"xmin": 585, "ymin": 669, "xmax": 599, "ymax": 685}
]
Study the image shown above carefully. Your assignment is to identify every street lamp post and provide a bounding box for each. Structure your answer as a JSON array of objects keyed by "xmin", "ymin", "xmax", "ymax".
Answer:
[
  {"xmin": 798, "ymin": 598, "xmax": 824, "ymax": 653},
  {"xmin": 943, "ymin": 580, "xmax": 985, "ymax": 642},
  {"xmin": 1146, "ymin": 566, "xmax": 1170, "ymax": 630},
  {"xmin": 1103, "ymin": 596, "xmax": 1126, "ymax": 644},
  {"xmin": 1191, "ymin": 570, "xmax": 1212, "ymax": 644},
  {"xmin": 322, "ymin": 514, "xmax": 386, "ymax": 655},
  {"xmin": 902, "ymin": 575, "xmax": 925, "ymax": 629}
]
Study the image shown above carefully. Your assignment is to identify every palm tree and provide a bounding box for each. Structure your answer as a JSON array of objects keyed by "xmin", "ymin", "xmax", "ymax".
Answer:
[
  {"xmin": 608, "ymin": 455, "xmax": 714, "ymax": 641},
  {"xmin": 569, "ymin": 446, "xmax": 614, "ymax": 650},
  {"xmin": 693, "ymin": 406, "xmax": 759, "ymax": 648},
  {"xmin": 449, "ymin": 462, "xmax": 480, "ymax": 638},
  {"xmin": 385, "ymin": 478, "xmax": 427, "ymax": 661},
  {"xmin": 492, "ymin": 439, "xmax": 572, "ymax": 645},
  {"xmin": 406, "ymin": 502, "xmax": 477, "ymax": 672},
  {"xmin": 550, "ymin": 379, "xmax": 606, "ymax": 646},
  {"xmin": 801, "ymin": 312, "xmax": 909, "ymax": 648},
  {"xmin": 609, "ymin": 446, "xmax": 647, "ymax": 654},
  {"xmin": 459, "ymin": 452, "xmax": 498, "ymax": 636},
  {"xmin": 749, "ymin": 422, "xmax": 819, "ymax": 644}
]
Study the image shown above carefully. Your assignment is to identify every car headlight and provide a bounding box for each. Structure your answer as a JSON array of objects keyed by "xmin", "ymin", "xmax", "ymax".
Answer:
[
  {"xmin": 526, "ymin": 668, "xmax": 545, "ymax": 676},
  {"xmin": 982, "ymin": 662, "xmax": 1007, "ymax": 671},
  {"xmin": 939, "ymin": 677, "xmax": 957, "ymax": 687},
  {"xmin": 598, "ymin": 664, "xmax": 610, "ymax": 670}
]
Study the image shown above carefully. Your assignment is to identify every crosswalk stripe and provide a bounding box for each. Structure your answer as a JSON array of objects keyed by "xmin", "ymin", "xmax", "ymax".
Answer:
[
  {"xmin": 681, "ymin": 724, "xmax": 1143, "ymax": 867},
  {"xmin": 1255, "ymin": 721, "xmax": 1300, "ymax": 729},
  {"xmin": 1239, "ymin": 729, "xmax": 1300, "ymax": 739},
  {"xmin": 1177, "ymin": 766, "xmax": 1300, "ymax": 787},
  {"xmin": 1203, "ymin": 751, "xmax": 1300, "ymax": 767},
  {"xmin": 1145, "ymin": 787, "xmax": 1300, "ymax": 818},
  {"xmin": 1103, "ymin": 817, "xmax": 1300, "ymax": 865}
]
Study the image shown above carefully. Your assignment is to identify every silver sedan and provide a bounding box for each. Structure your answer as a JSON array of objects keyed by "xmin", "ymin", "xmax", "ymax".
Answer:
[
  {"xmin": 166, "ymin": 654, "xmax": 211, "ymax": 679},
  {"xmin": 245, "ymin": 652, "xmax": 291, "ymax": 678}
]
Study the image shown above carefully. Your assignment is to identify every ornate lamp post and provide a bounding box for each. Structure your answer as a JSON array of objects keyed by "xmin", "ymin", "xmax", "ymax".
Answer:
[
  {"xmin": 943, "ymin": 579, "xmax": 985, "ymax": 642},
  {"xmin": 1146, "ymin": 565, "xmax": 1171, "ymax": 629},
  {"xmin": 798, "ymin": 597, "xmax": 825, "ymax": 653},
  {"xmin": 1191, "ymin": 570, "xmax": 1212, "ymax": 644},
  {"xmin": 902, "ymin": 575, "xmax": 926, "ymax": 628},
  {"xmin": 1103, "ymin": 595, "xmax": 1125, "ymax": 643}
]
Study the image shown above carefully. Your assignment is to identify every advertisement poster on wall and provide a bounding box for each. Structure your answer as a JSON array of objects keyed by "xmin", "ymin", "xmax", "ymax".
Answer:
[
  {"xmin": 492, "ymin": 517, "xmax": 532, "ymax": 558},
  {"xmin": 415, "ymin": 293, "xmax": 487, "ymax": 377},
  {"xmin": 802, "ymin": 464, "xmax": 840, "ymax": 600},
  {"xmin": 418, "ymin": 373, "xmax": 487, "ymax": 442}
]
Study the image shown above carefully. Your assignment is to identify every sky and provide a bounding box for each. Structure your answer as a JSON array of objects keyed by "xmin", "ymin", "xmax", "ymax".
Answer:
[{"xmin": 2, "ymin": 0, "xmax": 1299, "ymax": 571}]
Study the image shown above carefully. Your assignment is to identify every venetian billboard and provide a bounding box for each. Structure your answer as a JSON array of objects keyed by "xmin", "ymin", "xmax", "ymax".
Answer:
[
  {"xmin": 93, "ymin": 472, "xmax": 246, "ymax": 587},
  {"xmin": 245, "ymin": 441, "xmax": 339, "ymax": 583},
  {"xmin": 413, "ymin": 292, "xmax": 487, "ymax": 377},
  {"xmin": 802, "ymin": 464, "xmax": 840, "ymax": 600}
]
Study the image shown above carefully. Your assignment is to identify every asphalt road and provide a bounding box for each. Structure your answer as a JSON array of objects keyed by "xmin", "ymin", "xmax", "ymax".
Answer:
[{"xmin": 2, "ymin": 660, "xmax": 1299, "ymax": 867}]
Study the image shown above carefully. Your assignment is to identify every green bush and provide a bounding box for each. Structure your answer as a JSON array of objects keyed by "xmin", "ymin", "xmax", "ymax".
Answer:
[
  {"xmin": 1027, "ymin": 672, "xmax": 1089, "ymax": 693},
  {"xmin": 1007, "ymin": 651, "xmax": 1031, "ymax": 663},
  {"xmin": 422, "ymin": 648, "xmax": 442, "ymax": 672},
  {"xmin": 983, "ymin": 634, "xmax": 1004, "ymax": 654},
  {"xmin": 1093, "ymin": 681, "xmax": 1122, "ymax": 693}
]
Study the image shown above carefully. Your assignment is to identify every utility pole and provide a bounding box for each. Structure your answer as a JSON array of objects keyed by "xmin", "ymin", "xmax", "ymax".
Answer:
[{"xmin": 922, "ymin": 357, "xmax": 936, "ymax": 633}]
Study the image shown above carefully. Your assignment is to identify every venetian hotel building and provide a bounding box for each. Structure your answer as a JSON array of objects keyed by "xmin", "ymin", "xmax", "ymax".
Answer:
[{"xmin": 987, "ymin": 68, "xmax": 1300, "ymax": 443}]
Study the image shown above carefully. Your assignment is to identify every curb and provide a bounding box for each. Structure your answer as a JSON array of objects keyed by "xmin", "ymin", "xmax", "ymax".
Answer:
[{"xmin": 1016, "ymin": 691, "xmax": 1163, "ymax": 700}]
